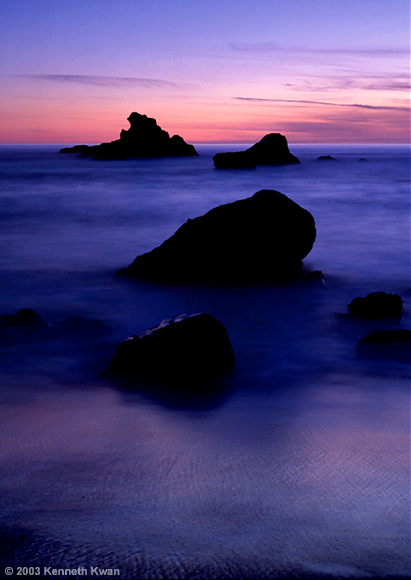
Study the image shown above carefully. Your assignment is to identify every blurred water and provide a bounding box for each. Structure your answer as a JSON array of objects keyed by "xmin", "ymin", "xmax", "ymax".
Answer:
[{"xmin": 0, "ymin": 144, "xmax": 409, "ymax": 579}]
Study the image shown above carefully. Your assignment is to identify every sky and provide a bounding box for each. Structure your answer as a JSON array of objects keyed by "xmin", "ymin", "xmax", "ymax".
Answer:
[{"xmin": 0, "ymin": 0, "xmax": 409, "ymax": 144}]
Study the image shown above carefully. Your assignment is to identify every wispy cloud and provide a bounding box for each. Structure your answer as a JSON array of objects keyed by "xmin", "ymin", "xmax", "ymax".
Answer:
[
  {"xmin": 19, "ymin": 74, "xmax": 195, "ymax": 90},
  {"xmin": 230, "ymin": 42, "xmax": 409, "ymax": 56},
  {"xmin": 234, "ymin": 96, "xmax": 409, "ymax": 112}
]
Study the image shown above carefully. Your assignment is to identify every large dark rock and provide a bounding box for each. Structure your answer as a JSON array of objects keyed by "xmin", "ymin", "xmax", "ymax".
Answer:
[
  {"xmin": 118, "ymin": 189, "xmax": 316, "ymax": 282},
  {"xmin": 105, "ymin": 313, "xmax": 235, "ymax": 386},
  {"xmin": 60, "ymin": 112, "xmax": 198, "ymax": 159},
  {"xmin": 213, "ymin": 133, "xmax": 299, "ymax": 168},
  {"xmin": 348, "ymin": 292, "xmax": 403, "ymax": 319}
]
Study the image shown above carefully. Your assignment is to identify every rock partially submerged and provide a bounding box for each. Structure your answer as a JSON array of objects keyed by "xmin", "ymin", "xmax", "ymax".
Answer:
[
  {"xmin": 357, "ymin": 329, "xmax": 411, "ymax": 362},
  {"xmin": 105, "ymin": 313, "xmax": 235, "ymax": 386},
  {"xmin": 60, "ymin": 112, "xmax": 198, "ymax": 159},
  {"xmin": 317, "ymin": 155, "xmax": 338, "ymax": 161},
  {"xmin": 348, "ymin": 292, "xmax": 403, "ymax": 319},
  {"xmin": 0, "ymin": 308, "xmax": 49, "ymax": 330},
  {"xmin": 213, "ymin": 133, "xmax": 300, "ymax": 168},
  {"xmin": 213, "ymin": 151, "xmax": 256, "ymax": 169},
  {"xmin": 118, "ymin": 189, "xmax": 316, "ymax": 282},
  {"xmin": 359, "ymin": 329, "xmax": 411, "ymax": 344},
  {"xmin": 0, "ymin": 309, "xmax": 109, "ymax": 343}
]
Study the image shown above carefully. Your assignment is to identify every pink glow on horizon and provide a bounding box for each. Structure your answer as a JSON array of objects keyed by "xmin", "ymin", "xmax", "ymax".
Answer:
[
  {"xmin": 0, "ymin": 0, "xmax": 409, "ymax": 144},
  {"xmin": 0, "ymin": 97, "xmax": 409, "ymax": 145}
]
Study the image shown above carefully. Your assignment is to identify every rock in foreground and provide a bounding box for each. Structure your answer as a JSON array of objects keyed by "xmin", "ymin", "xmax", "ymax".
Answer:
[
  {"xmin": 60, "ymin": 112, "xmax": 198, "ymax": 159},
  {"xmin": 106, "ymin": 313, "xmax": 235, "ymax": 386},
  {"xmin": 118, "ymin": 189, "xmax": 316, "ymax": 282},
  {"xmin": 348, "ymin": 292, "xmax": 403, "ymax": 319},
  {"xmin": 213, "ymin": 133, "xmax": 299, "ymax": 168}
]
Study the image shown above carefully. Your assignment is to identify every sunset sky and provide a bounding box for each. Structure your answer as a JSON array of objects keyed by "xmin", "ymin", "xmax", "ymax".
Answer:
[{"xmin": 0, "ymin": 0, "xmax": 409, "ymax": 144}]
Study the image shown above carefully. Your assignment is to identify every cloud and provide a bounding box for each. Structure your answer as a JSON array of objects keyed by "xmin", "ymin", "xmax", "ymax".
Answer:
[
  {"xmin": 234, "ymin": 96, "xmax": 409, "ymax": 112},
  {"xmin": 19, "ymin": 74, "xmax": 195, "ymax": 90},
  {"xmin": 230, "ymin": 42, "xmax": 409, "ymax": 56}
]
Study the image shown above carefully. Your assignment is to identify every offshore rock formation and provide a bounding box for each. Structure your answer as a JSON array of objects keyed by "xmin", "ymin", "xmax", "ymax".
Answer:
[
  {"xmin": 105, "ymin": 313, "xmax": 235, "ymax": 386},
  {"xmin": 348, "ymin": 292, "xmax": 403, "ymax": 319},
  {"xmin": 118, "ymin": 189, "xmax": 316, "ymax": 282},
  {"xmin": 60, "ymin": 112, "xmax": 198, "ymax": 159},
  {"xmin": 213, "ymin": 133, "xmax": 300, "ymax": 169}
]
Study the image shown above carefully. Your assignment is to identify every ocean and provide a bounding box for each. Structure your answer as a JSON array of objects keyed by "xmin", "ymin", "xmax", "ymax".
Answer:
[{"xmin": 0, "ymin": 143, "xmax": 409, "ymax": 579}]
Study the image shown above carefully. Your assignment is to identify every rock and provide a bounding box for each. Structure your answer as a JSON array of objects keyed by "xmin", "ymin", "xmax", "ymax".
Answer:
[
  {"xmin": 213, "ymin": 133, "xmax": 299, "ymax": 168},
  {"xmin": 348, "ymin": 292, "xmax": 403, "ymax": 319},
  {"xmin": 0, "ymin": 308, "xmax": 48, "ymax": 329},
  {"xmin": 213, "ymin": 151, "xmax": 256, "ymax": 169},
  {"xmin": 359, "ymin": 158, "xmax": 368, "ymax": 162},
  {"xmin": 244, "ymin": 133, "xmax": 300, "ymax": 165},
  {"xmin": 0, "ymin": 309, "xmax": 52, "ymax": 343},
  {"xmin": 118, "ymin": 189, "xmax": 316, "ymax": 282},
  {"xmin": 59, "ymin": 112, "xmax": 198, "ymax": 159},
  {"xmin": 306, "ymin": 270, "xmax": 325, "ymax": 285},
  {"xmin": 317, "ymin": 155, "xmax": 338, "ymax": 161},
  {"xmin": 0, "ymin": 309, "xmax": 110, "ymax": 342},
  {"xmin": 357, "ymin": 329, "xmax": 411, "ymax": 362},
  {"xmin": 105, "ymin": 313, "xmax": 235, "ymax": 386},
  {"xmin": 359, "ymin": 329, "xmax": 411, "ymax": 344}
]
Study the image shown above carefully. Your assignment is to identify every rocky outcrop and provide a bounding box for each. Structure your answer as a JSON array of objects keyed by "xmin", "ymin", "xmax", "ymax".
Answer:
[
  {"xmin": 348, "ymin": 292, "xmax": 403, "ymax": 319},
  {"xmin": 0, "ymin": 308, "xmax": 49, "ymax": 330},
  {"xmin": 118, "ymin": 189, "xmax": 316, "ymax": 282},
  {"xmin": 60, "ymin": 112, "xmax": 198, "ymax": 159},
  {"xmin": 0, "ymin": 309, "xmax": 109, "ymax": 342},
  {"xmin": 105, "ymin": 313, "xmax": 235, "ymax": 386},
  {"xmin": 357, "ymin": 329, "xmax": 411, "ymax": 362},
  {"xmin": 359, "ymin": 329, "xmax": 411, "ymax": 344},
  {"xmin": 317, "ymin": 155, "xmax": 338, "ymax": 161},
  {"xmin": 213, "ymin": 133, "xmax": 299, "ymax": 168},
  {"xmin": 213, "ymin": 151, "xmax": 256, "ymax": 169}
]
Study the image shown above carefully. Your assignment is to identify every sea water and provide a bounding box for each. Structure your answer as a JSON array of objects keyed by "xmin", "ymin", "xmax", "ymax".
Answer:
[{"xmin": 0, "ymin": 144, "xmax": 409, "ymax": 579}]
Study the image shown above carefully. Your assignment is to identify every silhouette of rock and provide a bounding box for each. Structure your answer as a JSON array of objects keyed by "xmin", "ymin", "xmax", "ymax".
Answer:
[
  {"xmin": 213, "ymin": 151, "xmax": 256, "ymax": 169},
  {"xmin": 359, "ymin": 329, "xmax": 411, "ymax": 344},
  {"xmin": 0, "ymin": 309, "xmax": 109, "ymax": 343},
  {"xmin": 317, "ymin": 155, "xmax": 338, "ymax": 161},
  {"xmin": 60, "ymin": 112, "xmax": 198, "ymax": 159},
  {"xmin": 359, "ymin": 158, "xmax": 368, "ymax": 162},
  {"xmin": 0, "ymin": 308, "xmax": 49, "ymax": 329},
  {"xmin": 357, "ymin": 329, "xmax": 411, "ymax": 362},
  {"xmin": 118, "ymin": 189, "xmax": 316, "ymax": 282},
  {"xmin": 213, "ymin": 133, "xmax": 299, "ymax": 168},
  {"xmin": 348, "ymin": 292, "xmax": 403, "ymax": 319},
  {"xmin": 105, "ymin": 313, "xmax": 235, "ymax": 386}
]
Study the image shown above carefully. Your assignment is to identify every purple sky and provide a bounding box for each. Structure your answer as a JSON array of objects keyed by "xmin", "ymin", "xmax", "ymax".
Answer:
[{"xmin": 0, "ymin": 0, "xmax": 409, "ymax": 143}]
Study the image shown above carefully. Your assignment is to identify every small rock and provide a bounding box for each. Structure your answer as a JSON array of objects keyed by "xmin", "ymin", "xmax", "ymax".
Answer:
[
  {"xmin": 348, "ymin": 292, "xmax": 403, "ymax": 319},
  {"xmin": 105, "ymin": 313, "xmax": 235, "ymax": 386},
  {"xmin": 213, "ymin": 133, "xmax": 299, "ymax": 168},
  {"xmin": 0, "ymin": 308, "xmax": 48, "ymax": 329},
  {"xmin": 359, "ymin": 329, "xmax": 411, "ymax": 344}
]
